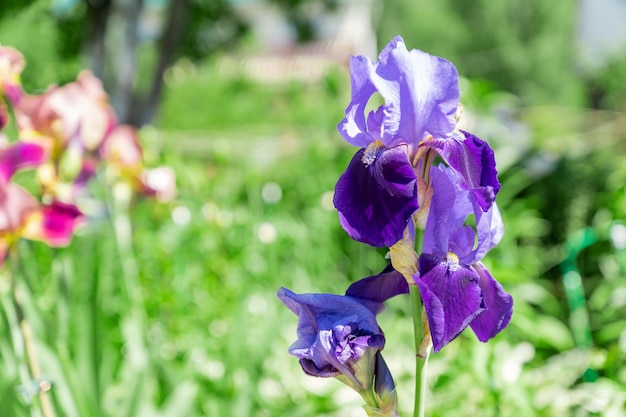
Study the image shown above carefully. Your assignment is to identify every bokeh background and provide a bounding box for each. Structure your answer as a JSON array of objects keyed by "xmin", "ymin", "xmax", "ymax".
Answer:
[{"xmin": 1, "ymin": 0, "xmax": 626, "ymax": 416}]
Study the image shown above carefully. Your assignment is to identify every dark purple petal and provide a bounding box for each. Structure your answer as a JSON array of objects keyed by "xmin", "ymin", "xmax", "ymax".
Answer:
[
  {"xmin": 469, "ymin": 263, "xmax": 513, "ymax": 342},
  {"xmin": 374, "ymin": 352, "xmax": 398, "ymax": 412},
  {"xmin": 425, "ymin": 131, "xmax": 500, "ymax": 211},
  {"xmin": 416, "ymin": 254, "xmax": 485, "ymax": 352},
  {"xmin": 334, "ymin": 145, "xmax": 418, "ymax": 247},
  {"xmin": 0, "ymin": 141, "xmax": 46, "ymax": 182},
  {"xmin": 372, "ymin": 36, "xmax": 460, "ymax": 147},
  {"xmin": 345, "ymin": 263, "xmax": 409, "ymax": 302}
]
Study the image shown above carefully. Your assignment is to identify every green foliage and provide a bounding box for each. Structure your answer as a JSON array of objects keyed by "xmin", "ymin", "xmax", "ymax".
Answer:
[
  {"xmin": 157, "ymin": 60, "xmax": 348, "ymax": 130},
  {"xmin": 378, "ymin": 0, "xmax": 585, "ymax": 107},
  {"xmin": 1, "ymin": 1, "xmax": 626, "ymax": 416},
  {"xmin": 0, "ymin": 0, "xmax": 83, "ymax": 90}
]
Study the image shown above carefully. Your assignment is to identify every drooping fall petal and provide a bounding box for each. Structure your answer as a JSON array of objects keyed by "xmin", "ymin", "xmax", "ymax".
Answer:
[
  {"xmin": 23, "ymin": 200, "xmax": 84, "ymax": 247},
  {"xmin": 469, "ymin": 263, "xmax": 514, "ymax": 342},
  {"xmin": 334, "ymin": 144, "xmax": 417, "ymax": 247},
  {"xmin": 416, "ymin": 254, "xmax": 485, "ymax": 352}
]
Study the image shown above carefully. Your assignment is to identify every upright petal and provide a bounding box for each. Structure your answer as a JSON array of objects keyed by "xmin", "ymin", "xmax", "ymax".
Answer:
[
  {"xmin": 334, "ymin": 144, "xmax": 418, "ymax": 247},
  {"xmin": 424, "ymin": 164, "xmax": 503, "ymax": 265},
  {"xmin": 416, "ymin": 254, "xmax": 485, "ymax": 352},
  {"xmin": 465, "ymin": 201, "xmax": 504, "ymax": 264},
  {"xmin": 469, "ymin": 263, "xmax": 513, "ymax": 342},
  {"xmin": 421, "ymin": 164, "xmax": 457, "ymax": 257},
  {"xmin": 337, "ymin": 36, "xmax": 460, "ymax": 150},
  {"xmin": 372, "ymin": 36, "xmax": 459, "ymax": 147},
  {"xmin": 337, "ymin": 55, "xmax": 378, "ymax": 148},
  {"xmin": 424, "ymin": 131, "xmax": 500, "ymax": 211}
]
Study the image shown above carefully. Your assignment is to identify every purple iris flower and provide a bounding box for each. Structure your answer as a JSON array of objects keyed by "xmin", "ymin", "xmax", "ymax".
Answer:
[
  {"xmin": 415, "ymin": 164, "xmax": 512, "ymax": 352},
  {"xmin": 277, "ymin": 287, "xmax": 386, "ymax": 391},
  {"xmin": 334, "ymin": 36, "xmax": 500, "ymax": 248},
  {"xmin": 278, "ymin": 265, "xmax": 409, "ymax": 389}
]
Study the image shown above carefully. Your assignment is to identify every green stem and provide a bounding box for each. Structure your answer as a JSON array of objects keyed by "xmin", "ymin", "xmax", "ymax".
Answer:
[
  {"xmin": 3, "ymin": 252, "xmax": 56, "ymax": 417},
  {"xmin": 410, "ymin": 285, "xmax": 429, "ymax": 417}
]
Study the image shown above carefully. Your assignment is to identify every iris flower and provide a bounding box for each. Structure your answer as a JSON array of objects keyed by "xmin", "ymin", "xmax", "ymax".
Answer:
[
  {"xmin": 277, "ymin": 287, "xmax": 386, "ymax": 391},
  {"xmin": 278, "ymin": 267, "xmax": 407, "ymax": 395},
  {"xmin": 0, "ymin": 141, "xmax": 84, "ymax": 265},
  {"xmin": 333, "ymin": 36, "xmax": 500, "ymax": 248},
  {"xmin": 414, "ymin": 164, "xmax": 512, "ymax": 352}
]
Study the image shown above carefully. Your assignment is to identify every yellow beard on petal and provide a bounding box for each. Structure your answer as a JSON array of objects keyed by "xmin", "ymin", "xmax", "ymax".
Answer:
[{"xmin": 361, "ymin": 140, "xmax": 384, "ymax": 167}]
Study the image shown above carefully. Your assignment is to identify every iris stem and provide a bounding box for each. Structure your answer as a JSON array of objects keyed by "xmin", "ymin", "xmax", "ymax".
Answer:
[
  {"xmin": 5, "ymin": 249, "xmax": 57, "ymax": 417},
  {"xmin": 410, "ymin": 285, "xmax": 428, "ymax": 417}
]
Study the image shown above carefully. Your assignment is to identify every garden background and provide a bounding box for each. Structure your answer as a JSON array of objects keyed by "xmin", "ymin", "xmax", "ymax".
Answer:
[{"xmin": 1, "ymin": 0, "xmax": 625, "ymax": 416}]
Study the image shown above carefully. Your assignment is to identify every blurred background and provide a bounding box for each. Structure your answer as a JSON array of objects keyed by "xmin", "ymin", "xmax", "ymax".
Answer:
[{"xmin": 1, "ymin": 0, "xmax": 626, "ymax": 416}]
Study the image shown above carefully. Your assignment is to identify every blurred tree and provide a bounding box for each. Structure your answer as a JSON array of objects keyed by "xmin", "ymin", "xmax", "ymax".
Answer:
[
  {"xmin": 267, "ymin": 0, "xmax": 339, "ymax": 42},
  {"xmin": 377, "ymin": 0, "xmax": 585, "ymax": 107},
  {"xmin": 83, "ymin": 0, "xmax": 248, "ymax": 126},
  {"xmin": 0, "ymin": 0, "xmax": 248, "ymax": 126}
]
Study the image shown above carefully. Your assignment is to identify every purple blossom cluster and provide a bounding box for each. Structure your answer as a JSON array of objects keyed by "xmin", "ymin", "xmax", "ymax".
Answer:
[
  {"xmin": 278, "ymin": 36, "xmax": 513, "ymax": 414},
  {"xmin": 0, "ymin": 46, "xmax": 175, "ymax": 266}
]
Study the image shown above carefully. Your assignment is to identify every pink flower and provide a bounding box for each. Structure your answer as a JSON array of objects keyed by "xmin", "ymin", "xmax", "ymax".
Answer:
[
  {"xmin": 0, "ymin": 46, "xmax": 25, "ymax": 105},
  {"xmin": 22, "ymin": 200, "xmax": 85, "ymax": 247},
  {"xmin": 14, "ymin": 71, "xmax": 117, "ymax": 155}
]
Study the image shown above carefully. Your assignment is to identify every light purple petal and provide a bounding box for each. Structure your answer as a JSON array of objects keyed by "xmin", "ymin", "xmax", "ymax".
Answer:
[
  {"xmin": 424, "ymin": 164, "xmax": 503, "ymax": 265},
  {"xmin": 425, "ymin": 131, "xmax": 500, "ymax": 211},
  {"xmin": 372, "ymin": 36, "xmax": 459, "ymax": 147},
  {"xmin": 345, "ymin": 263, "xmax": 409, "ymax": 302},
  {"xmin": 422, "ymin": 164, "xmax": 456, "ymax": 257},
  {"xmin": 337, "ymin": 36, "xmax": 460, "ymax": 149},
  {"xmin": 337, "ymin": 55, "xmax": 378, "ymax": 147},
  {"xmin": 334, "ymin": 145, "xmax": 418, "ymax": 247},
  {"xmin": 469, "ymin": 263, "xmax": 513, "ymax": 342},
  {"xmin": 467, "ymin": 201, "xmax": 504, "ymax": 264},
  {"xmin": 0, "ymin": 141, "xmax": 46, "ymax": 182},
  {"xmin": 416, "ymin": 254, "xmax": 485, "ymax": 352}
]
